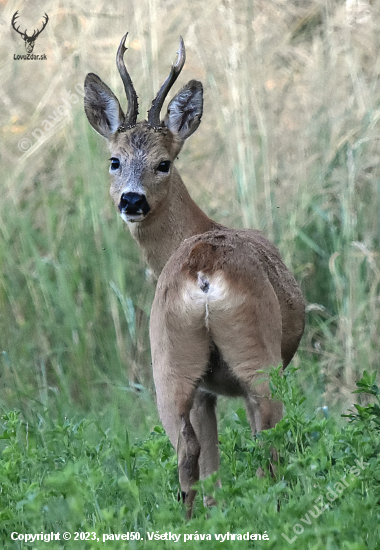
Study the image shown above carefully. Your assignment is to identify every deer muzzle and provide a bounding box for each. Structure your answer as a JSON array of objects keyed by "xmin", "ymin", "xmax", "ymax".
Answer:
[{"xmin": 118, "ymin": 192, "xmax": 150, "ymax": 221}]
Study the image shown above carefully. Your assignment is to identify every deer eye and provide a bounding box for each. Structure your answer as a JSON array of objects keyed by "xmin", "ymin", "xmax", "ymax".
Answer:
[
  {"xmin": 109, "ymin": 157, "xmax": 120, "ymax": 171},
  {"xmin": 156, "ymin": 160, "xmax": 171, "ymax": 173}
]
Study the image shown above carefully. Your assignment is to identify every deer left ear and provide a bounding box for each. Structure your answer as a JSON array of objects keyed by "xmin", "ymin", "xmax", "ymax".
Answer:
[
  {"xmin": 84, "ymin": 73, "xmax": 125, "ymax": 139},
  {"xmin": 164, "ymin": 80, "xmax": 203, "ymax": 141}
]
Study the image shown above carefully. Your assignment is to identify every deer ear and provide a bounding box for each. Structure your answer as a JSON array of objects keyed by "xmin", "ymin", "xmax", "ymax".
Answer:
[
  {"xmin": 164, "ymin": 80, "xmax": 203, "ymax": 141},
  {"xmin": 84, "ymin": 73, "xmax": 125, "ymax": 139}
]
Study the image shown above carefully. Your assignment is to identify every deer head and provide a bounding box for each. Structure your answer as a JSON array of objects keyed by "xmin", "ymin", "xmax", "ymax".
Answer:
[
  {"xmin": 11, "ymin": 11, "xmax": 48, "ymax": 54},
  {"xmin": 84, "ymin": 34, "xmax": 203, "ymax": 229}
]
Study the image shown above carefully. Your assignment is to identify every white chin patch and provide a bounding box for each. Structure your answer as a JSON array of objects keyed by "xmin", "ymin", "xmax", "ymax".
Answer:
[{"xmin": 120, "ymin": 212, "xmax": 145, "ymax": 224}]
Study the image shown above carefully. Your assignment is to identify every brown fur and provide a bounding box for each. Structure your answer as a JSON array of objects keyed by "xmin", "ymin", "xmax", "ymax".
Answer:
[{"xmin": 84, "ymin": 36, "xmax": 305, "ymax": 518}]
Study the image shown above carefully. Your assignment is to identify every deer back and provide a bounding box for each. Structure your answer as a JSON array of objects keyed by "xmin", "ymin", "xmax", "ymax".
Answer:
[{"xmin": 152, "ymin": 228, "xmax": 305, "ymax": 387}]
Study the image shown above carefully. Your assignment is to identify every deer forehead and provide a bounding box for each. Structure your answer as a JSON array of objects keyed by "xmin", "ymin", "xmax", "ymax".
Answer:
[{"xmin": 110, "ymin": 124, "xmax": 178, "ymax": 163}]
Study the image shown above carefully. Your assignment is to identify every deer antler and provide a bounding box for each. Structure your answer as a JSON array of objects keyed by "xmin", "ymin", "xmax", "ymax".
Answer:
[
  {"xmin": 11, "ymin": 11, "xmax": 26, "ymax": 38},
  {"xmin": 11, "ymin": 11, "xmax": 48, "ymax": 41},
  {"xmin": 116, "ymin": 33, "xmax": 139, "ymax": 128},
  {"xmin": 148, "ymin": 37, "xmax": 186, "ymax": 129},
  {"xmin": 30, "ymin": 13, "xmax": 49, "ymax": 41}
]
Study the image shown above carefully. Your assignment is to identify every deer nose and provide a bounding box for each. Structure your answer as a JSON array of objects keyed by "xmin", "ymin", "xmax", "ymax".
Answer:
[{"xmin": 118, "ymin": 192, "xmax": 150, "ymax": 216}]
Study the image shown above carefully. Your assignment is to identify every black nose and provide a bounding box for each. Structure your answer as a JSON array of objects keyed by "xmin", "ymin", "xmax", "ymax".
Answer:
[{"xmin": 118, "ymin": 192, "xmax": 150, "ymax": 216}]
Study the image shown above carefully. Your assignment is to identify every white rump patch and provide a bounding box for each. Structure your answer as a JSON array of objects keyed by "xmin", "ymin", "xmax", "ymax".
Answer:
[{"xmin": 181, "ymin": 271, "xmax": 244, "ymax": 332}]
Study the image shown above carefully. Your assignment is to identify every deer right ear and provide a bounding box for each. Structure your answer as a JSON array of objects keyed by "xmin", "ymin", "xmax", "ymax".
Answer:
[
  {"xmin": 84, "ymin": 73, "xmax": 125, "ymax": 139},
  {"xmin": 164, "ymin": 80, "xmax": 203, "ymax": 142}
]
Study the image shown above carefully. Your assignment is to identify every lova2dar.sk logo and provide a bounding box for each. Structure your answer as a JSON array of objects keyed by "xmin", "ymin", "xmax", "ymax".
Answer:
[{"xmin": 12, "ymin": 11, "xmax": 48, "ymax": 55}]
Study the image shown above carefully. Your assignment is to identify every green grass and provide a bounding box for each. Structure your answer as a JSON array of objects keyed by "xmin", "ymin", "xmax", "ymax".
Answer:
[{"xmin": 1, "ymin": 369, "xmax": 379, "ymax": 549}]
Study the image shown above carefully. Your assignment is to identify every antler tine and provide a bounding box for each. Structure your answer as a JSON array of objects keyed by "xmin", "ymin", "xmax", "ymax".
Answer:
[
  {"xmin": 32, "ymin": 13, "xmax": 49, "ymax": 39},
  {"xmin": 147, "ymin": 37, "xmax": 186, "ymax": 129},
  {"xmin": 11, "ymin": 11, "xmax": 25, "ymax": 37},
  {"xmin": 11, "ymin": 11, "xmax": 19, "ymax": 26},
  {"xmin": 116, "ymin": 32, "xmax": 139, "ymax": 128}
]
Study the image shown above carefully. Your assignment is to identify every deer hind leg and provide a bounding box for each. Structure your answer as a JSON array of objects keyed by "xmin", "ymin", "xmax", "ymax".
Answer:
[
  {"xmin": 152, "ymin": 361, "xmax": 211, "ymax": 518},
  {"xmin": 244, "ymin": 383, "xmax": 283, "ymax": 477},
  {"xmin": 206, "ymin": 269, "xmax": 283, "ymax": 393},
  {"xmin": 152, "ymin": 359, "xmax": 210, "ymax": 518},
  {"xmin": 205, "ymin": 268, "xmax": 283, "ymax": 474},
  {"xmin": 150, "ymin": 288, "xmax": 212, "ymax": 517},
  {"xmin": 244, "ymin": 384, "xmax": 283, "ymax": 434}
]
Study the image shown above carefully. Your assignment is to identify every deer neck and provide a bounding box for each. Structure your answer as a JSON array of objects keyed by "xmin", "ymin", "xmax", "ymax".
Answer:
[{"xmin": 128, "ymin": 168, "xmax": 218, "ymax": 277}]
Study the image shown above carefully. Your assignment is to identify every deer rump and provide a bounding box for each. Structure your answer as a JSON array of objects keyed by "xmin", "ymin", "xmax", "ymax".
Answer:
[{"xmin": 150, "ymin": 228, "xmax": 304, "ymax": 508}]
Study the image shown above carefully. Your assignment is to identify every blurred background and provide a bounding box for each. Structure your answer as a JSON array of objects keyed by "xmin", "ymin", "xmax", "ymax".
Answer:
[{"xmin": 1, "ymin": 0, "xmax": 380, "ymax": 436}]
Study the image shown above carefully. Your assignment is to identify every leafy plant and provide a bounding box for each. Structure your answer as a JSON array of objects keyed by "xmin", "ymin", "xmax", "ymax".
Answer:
[{"xmin": 343, "ymin": 371, "xmax": 380, "ymax": 430}]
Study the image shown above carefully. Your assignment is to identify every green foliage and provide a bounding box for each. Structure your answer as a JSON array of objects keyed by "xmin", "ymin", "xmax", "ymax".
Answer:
[
  {"xmin": 1, "ymin": 121, "xmax": 155, "ymax": 420},
  {"xmin": 1, "ymin": 370, "xmax": 379, "ymax": 549},
  {"xmin": 343, "ymin": 371, "xmax": 380, "ymax": 430},
  {"xmin": 2, "ymin": 0, "xmax": 380, "ymax": 426}
]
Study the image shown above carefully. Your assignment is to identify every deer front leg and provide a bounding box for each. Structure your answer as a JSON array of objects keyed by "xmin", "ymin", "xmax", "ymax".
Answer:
[
  {"xmin": 178, "ymin": 391, "xmax": 220, "ymax": 516},
  {"xmin": 190, "ymin": 390, "xmax": 219, "ymax": 507}
]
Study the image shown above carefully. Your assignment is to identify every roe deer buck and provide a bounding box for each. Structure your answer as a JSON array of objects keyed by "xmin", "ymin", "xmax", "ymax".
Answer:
[{"xmin": 84, "ymin": 33, "xmax": 305, "ymax": 517}]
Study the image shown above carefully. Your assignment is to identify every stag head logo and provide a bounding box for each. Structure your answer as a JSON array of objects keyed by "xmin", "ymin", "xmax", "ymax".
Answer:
[{"xmin": 11, "ymin": 11, "xmax": 48, "ymax": 54}]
